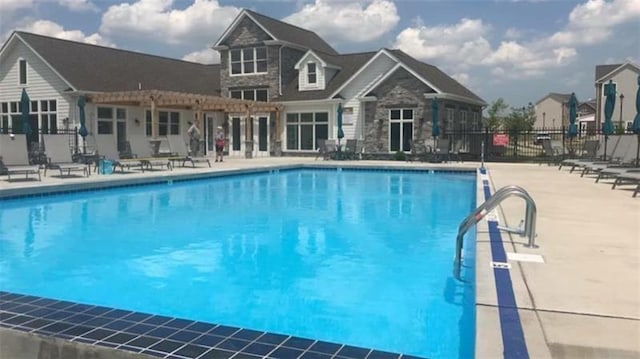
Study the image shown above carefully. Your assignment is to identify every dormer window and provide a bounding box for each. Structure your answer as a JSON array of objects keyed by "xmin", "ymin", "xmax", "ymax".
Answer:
[
  {"xmin": 307, "ymin": 63, "xmax": 317, "ymax": 84},
  {"xmin": 230, "ymin": 47, "xmax": 267, "ymax": 75},
  {"xmin": 19, "ymin": 59, "xmax": 27, "ymax": 84}
]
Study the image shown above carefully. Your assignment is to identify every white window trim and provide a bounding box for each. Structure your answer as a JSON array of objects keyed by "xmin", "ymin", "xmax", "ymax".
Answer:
[
  {"xmin": 285, "ymin": 112, "xmax": 329, "ymax": 151},
  {"xmin": 388, "ymin": 108, "xmax": 414, "ymax": 153},
  {"xmin": 229, "ymin": 88, "xmax": 269, "ymax": 102},
  {"xmin": 229, "ymin": 47, "xmax": 268, "ymax": 76}
]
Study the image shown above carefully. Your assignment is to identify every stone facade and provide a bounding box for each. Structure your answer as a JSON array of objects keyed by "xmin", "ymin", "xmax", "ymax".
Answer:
[{"xmin": 363, "ymin": 68, "xmax": 433, "ymax": 153}]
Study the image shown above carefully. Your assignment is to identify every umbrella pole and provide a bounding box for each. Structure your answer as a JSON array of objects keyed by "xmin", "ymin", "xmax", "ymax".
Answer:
[
  {"xmin": 636, "ymin": 134, "xmax": 639, "ymax": 167},
  {"xmin": 604, "ymin": 136, "xmax": 608, "ymax": 161}
]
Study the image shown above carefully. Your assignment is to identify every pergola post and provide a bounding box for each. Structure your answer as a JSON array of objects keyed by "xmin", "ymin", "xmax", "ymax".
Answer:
[
  {"xmin": 244, "ymin": 105, "xmax": 253, "ymax": 159},
  {"xmin": 274, "ymin": 109, "xmax": 282, "ymax": 156},
  {"xmin": 149, "ymin": 96, "xmax": 160, "ymax": 155}
]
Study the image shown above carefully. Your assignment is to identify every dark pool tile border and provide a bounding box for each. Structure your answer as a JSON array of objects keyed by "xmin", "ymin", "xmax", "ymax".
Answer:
[{"xmin": 0, "ymin": 291, "xmax": 421, "ymax": 359}]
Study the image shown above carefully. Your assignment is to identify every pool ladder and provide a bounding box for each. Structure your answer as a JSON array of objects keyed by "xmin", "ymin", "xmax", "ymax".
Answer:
[{"xmin": 454, "ymin": 185, "xmax": 537, "ymax": 280}]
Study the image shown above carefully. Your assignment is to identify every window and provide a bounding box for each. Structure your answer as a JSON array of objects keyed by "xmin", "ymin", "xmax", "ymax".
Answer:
[
  {"xmin": 286, "ymin": 112, "xmax": 328, "ymax": 151},
  {"xmin": 229, "ymin": 89, "xmax": 268, "ymax": 102},
  {"xmin": 230, "ymin": 47, "xmax": 267, "ymax": 75},
  {"xmin": 307, "ymin": 63, "xmax": 317, "ymax": 84},
  {"xmin": 97, "ymin": 107, "xmax": 114, "ymax": 134},
  {"xmin": 0, "ymin": 102, "xmax": 9, "ymax": 133},
  {"xmin": 19, "ymin": 59, "xmax": 27, "ymax": 84},
  {"xmin": 40, "ymin": 100, "xmax": 57, "ymax": 134},
  {"xmin": 146, "ymin": 110, "xmax": 180, "ymax": 136},
  {"xmin": 389, "ymin": 109, "xmax": 413, "ymax": 152}
]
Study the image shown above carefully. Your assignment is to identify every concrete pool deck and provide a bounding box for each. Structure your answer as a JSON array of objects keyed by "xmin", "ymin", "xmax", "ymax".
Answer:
[{"xmin": 1, "ymin": 158, "xmax": 638, "ymax": 358}]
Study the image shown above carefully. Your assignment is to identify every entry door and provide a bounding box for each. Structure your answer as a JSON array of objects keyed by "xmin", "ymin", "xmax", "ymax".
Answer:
[
  {"xmin": 230, "ymin": 117, "xmax": 242, "ymax": 157},
  {"xmin": 253, "ymin": 116, "xmax": 269, "ymax": 157},
  {"xmin": 116, "ymin": 121, "xmax": 127, "ymax": 152}
]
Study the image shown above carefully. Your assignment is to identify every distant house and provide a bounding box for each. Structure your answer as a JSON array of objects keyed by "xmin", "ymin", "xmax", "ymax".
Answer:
[
  {"xmin": 534, "ymin": 93, "xmax": 572, "ymax": 129},
  {"xmin": 594, "ymin": 62, "xmax": 640, "ymax": 132},
  {"xmin": 0, "ymin": 9, "xmax": 485, "ymax": 157},
  {"xmin": 577, "ymin": 99, "xmax": 596, "ymax": 134}
]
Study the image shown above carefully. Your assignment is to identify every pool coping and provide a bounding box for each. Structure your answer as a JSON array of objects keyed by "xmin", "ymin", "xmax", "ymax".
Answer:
[{"xmin": 0, "ymin": 164, "xmax": 515, "ymax": 359}]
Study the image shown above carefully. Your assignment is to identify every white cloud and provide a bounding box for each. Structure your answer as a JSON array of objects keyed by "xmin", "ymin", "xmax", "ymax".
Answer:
[
  {"xmin": 504, "ymin": 27, "xmax": 523, "ymax": 39},
  {"xmin": 283, "ymin": 0, "xmax": 399, "ymax": 43},
  {"xmin": 100, "ymin": 0, "xmax": 240, "ymax": 46},
  {"xmin": 549, "ymin": 0, "xmax": 640, "ymax": 46},
  {"xmin": 182, "ymin": 47, "xmax": 220, "ymax": 64},
  {"xmin": 57, "ymin": 0, "xmax": 99, "ymax": 12},
  {"xmin": 0, "ymin": 0, "xmax": 34, "ymax": 13},
  {"xmin": 10, "ymin": 20, "xmax": 114, "ymax": 46}
]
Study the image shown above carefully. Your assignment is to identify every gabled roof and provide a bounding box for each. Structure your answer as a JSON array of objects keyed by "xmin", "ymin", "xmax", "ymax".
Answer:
[
  {"xmin": 595, "ymin": 64, "xmax": 622, "ymax": 81},
  {"xmin": 13, "ymin": 32, "xmax": 220, "ymax": 95},
  {"xmin": 280, "ymin": 51, "xmax": 376, "ymax": 101},
  {"xmin": 536, "ymin": 92, "xmax": 572, "ymax": 105},
  {"xmin": 389, "ymin": 49, "xmax": 486, "ymax": 105},
  {"xmin": 216, "ymin": 9, "xmax": 337, "ymax": 56},
  {"xmin": 595, "ymin": 62, "xmax": 640, "ymax": 83}
]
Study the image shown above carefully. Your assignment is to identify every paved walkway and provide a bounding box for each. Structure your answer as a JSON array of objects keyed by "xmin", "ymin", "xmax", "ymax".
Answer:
[{"xmin": 1, "ymin": 158, "xmax": 638, "ymax": 358}]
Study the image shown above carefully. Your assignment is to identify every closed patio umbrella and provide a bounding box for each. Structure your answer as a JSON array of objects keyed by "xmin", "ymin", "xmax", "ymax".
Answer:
[
  {"xmin": 431, "ymin": 97, "xmax": 440, "ymax": 149},
  {"xmin": 20, "ymin": 88, "xmax": 31, "ymax": 136},
  {"xmin": 337, "ymin": 103, "xmax": 344, "ymax": 158},
  {"xmin": 77, "ymin": 96, "xmax": 88, "ymax": 153},
  {"xmin": 632, "ymin": 75, "xmax": 640, "ymax": 166},
  {"xmin": 603, "ymin": 80, "xmax": 616, "ymax": 161}
]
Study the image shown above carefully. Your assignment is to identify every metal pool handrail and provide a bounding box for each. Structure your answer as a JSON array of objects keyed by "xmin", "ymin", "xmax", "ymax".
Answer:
[{"xmin": 454, "ymin": 185, "xmax": 537, "ymax": 280}]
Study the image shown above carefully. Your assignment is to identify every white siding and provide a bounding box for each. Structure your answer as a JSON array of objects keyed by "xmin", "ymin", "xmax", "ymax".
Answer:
[
  {"xmin": 336, "ymin": 53, "xmax": 396, "ymax": 140},
  {"xmin": 0, "ymin": 37, "xmax": 72, "ymax": 130},
  {"xmin": 601, "ymin": 67, "xmax": 639, "ymax": 130},
  {"xmin": 534, "ymin": 98, "xmax": 563, "ymax": 129},
  {"xmin": 298, "ymin": 57, "xmax": 325, "ymax": 91}
]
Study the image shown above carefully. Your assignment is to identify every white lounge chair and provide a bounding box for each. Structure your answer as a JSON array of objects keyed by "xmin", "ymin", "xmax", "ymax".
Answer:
[
  {"xmin": 0, "ymin": 134, "xmax": 41, "ymax": 181},
  {"xmin": 95, "ymin": 135, "xmax": 143, "ymax": 173},
  {"xmin": 42, "ymin": 135, "xmax": 89, "ymax": 177},
  {"xmin": 166, "ymin": 135, "xmax": 211, "ymax": 168},
  {"xmin": 128, "ymin": 135, "xmax": 173, "ymax": 171}
]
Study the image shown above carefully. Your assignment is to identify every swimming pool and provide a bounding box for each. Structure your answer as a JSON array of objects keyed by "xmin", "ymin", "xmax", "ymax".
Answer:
[{"xmin": 0, "ymin": 169, "xmax": 477, "ymax": 358}]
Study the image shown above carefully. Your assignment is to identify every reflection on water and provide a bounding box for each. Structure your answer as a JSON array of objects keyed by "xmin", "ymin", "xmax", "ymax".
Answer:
[{"xmin": 0, "ymin": 170, "xmax": 476, "ymax": 358}]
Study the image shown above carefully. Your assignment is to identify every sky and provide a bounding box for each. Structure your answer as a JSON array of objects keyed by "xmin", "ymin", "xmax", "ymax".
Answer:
[{"xmin": 1, "ymin": 0, "xmax": 639, "ymax": 108}]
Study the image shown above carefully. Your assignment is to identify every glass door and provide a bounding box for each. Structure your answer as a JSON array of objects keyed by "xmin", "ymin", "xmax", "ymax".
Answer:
[
  {"xmin": 253, "ymin": 116, "xmax": 269, "ymax": 157},
  {"xmin": 116, "ymin": 121, "xmax": 127, "ymax": 152}
]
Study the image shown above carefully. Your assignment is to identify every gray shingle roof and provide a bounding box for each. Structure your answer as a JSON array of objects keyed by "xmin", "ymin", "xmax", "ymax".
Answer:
[
  {"xmin": 547, "ymin": 92, "xmax": 572, "ymax": 103},
  {"xmin": 245, "ymin": 10, "xmax": 337, "ymax": 55},
  {"xmin": 389, "ymin": 50, "xmax": 486, "ymax": 105},
  {"xmin": 279, "ymin": 51, "xmax": 376, "ymax": 101},
  {"xmin": 16, "ymin": 31, "xmax": 220, "ymax": 95},
  {"xmin": 595, "ymin": 64, "xmax": 621, "ymax": 81}
]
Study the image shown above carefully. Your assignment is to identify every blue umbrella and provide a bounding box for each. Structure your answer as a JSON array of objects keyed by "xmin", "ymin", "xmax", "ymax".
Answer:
[
  {"xmin": 336, "ymin": 104, "xmax": 344, "ymax": 157},
  {"xmin": 567, "ymin": 92, "xmax": 578, "ymax": 139},
  {"xmin": 632, "ymin": 75, "xmax": 640, "ymax": 166},
  {"xmin": 20, "ymin": 88, "xmax": 31, "ymax": 135},
  {"xmin": 431, "ymin": 97, "xmax": 440, "ymax": 149},
  {"xmin": 77, "ymin": 96, "xmax": 88, "ymax": 138},
  {"xmin": 603, "ymin": 80, "xmax": 616, "ymax": 160}
]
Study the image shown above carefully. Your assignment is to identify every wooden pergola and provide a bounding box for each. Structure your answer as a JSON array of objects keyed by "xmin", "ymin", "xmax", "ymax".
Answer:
[{"xmin": 86, "ymin": 89, "xmax": 284, "ymax": 157}]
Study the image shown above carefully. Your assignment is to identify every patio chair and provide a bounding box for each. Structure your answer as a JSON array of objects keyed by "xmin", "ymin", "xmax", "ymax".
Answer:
[
  {"xmin": 315, "ymin": 139, "xmax": 336, "ymax": 160},
  {"xmin": 42, "ymin": 135, "xmax": 89, "ymax": 177},
  {"xmin": 431, "ymin": 138, "xmax": 451, "ymax": 163},
  {"xmin": 541, "ymin": 139, "xmax": 563, "ymax": 166},
  {"xmin": 128, "ymin": 135, "xmax": 173, "ymax": 171},
  {"xmin": 95, "ymin": 135, "xmax": 144, "ymax": 173},
  {"xmin": 582, "ymin": 136, "xmax": 639, "ymax": 180},
  {"xmin": 0, "ymin": 134, "xmax": 41, "ymax": 181},
  {"xmin": 354, "ymin": 140, "xmax": 364, "ymax": 160},
  {"xmin": 575, "ymin": 136, "xmax": 633, "ymax": 176},
  {"xmin": 166, "ymin": 135, "xmax": 211, "ymax": 168}
]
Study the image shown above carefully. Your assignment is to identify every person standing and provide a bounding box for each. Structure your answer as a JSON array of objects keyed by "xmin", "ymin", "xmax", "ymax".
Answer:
[
  {"xmin": 187, "ymin": 119, "xmax": 201, "ymax": 156},
  {"xmin": 215, "ymin": 126, "xmax": 225, "ymax": 162}
]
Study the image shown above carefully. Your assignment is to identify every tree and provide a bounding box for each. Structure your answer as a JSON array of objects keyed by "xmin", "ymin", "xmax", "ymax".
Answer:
[
  {"xmin": 483, "ymin": 98, "xmax": 509, "ymax": 130},
  {"xmin": 503, "ymin": 103, "xmax": 536, "ymax": 133}
]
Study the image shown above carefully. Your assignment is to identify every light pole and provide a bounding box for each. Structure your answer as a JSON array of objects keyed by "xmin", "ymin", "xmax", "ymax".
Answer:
[
  {"xmin": 542, "ymin": 112, "xmax": 546, "ymax": 128},
  {"xmin": 619, "ymin": 93, "xmax": 624, "ymax": 132}
]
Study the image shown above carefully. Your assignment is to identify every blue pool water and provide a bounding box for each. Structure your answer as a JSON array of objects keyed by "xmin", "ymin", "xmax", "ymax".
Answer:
[{"xmin": 0, "ymin": 169, "xmax": 476, "ymax": 358}]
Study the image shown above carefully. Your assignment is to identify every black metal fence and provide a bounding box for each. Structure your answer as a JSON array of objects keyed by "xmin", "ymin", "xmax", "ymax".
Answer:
[{"xmin": 438, "ymin": 127, "xmax": 635, "ymax": 163}]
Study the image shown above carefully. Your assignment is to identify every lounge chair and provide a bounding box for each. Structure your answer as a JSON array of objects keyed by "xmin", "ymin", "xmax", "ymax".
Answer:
[
  {"xmin": 128, "ymin": 135, "xmax": 172, "ymax": 171},
  {"xmin": 316, "ymin": 139, "xmax": 336, "ymax": 160},
  {"xmin": 431, "ymin": 139, "xmax": 451, "ymax": 163},
  {"xmin": 541, "ymin": 139, "xmax": 563, "ymax": 166},
  {"xmin": 610, "ymin": 170, "xmax": 640, "ymax": 197},
  {"xmin": 42, "ymin": 135, "xmax": 89, "ymax": 177},
  {"xmin": 0, "ymin": 134, "xmax": 41, "ymax": 181},
  {"xmin": 578, "ymin": 136, "xmax": 635, "ymax": 177},
  {"xmin": 95, "ymin": 135, "xmax": 144, "ymax": 173},
  {"xmin": 166, "ymin": 135, "xmax": 211, "ymax": 168},
  {"xmin": 558, "ymin": 139, "xmax": 601, "ymax": 172}
]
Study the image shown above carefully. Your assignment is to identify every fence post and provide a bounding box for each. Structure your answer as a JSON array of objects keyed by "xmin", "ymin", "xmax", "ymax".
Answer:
[
  {"xmin": 514, "ymin": 131, "xmax": 518, "ymax": 159},
  {"xmin": 484, "ymin": 127, "xmax": 489, "ymax": 162}
]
